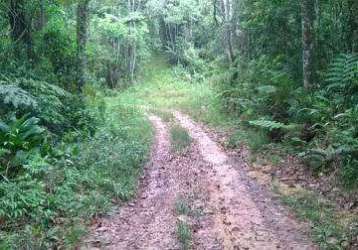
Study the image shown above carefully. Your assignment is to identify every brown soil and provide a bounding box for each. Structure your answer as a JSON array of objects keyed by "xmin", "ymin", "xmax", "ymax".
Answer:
[
  {"xmin": 208, "ymin": 124, "xmax": 358, "ymax": 212},
  {"xmin": 81, "ymin": 112, "xmax": 316, "ymax": 250}
]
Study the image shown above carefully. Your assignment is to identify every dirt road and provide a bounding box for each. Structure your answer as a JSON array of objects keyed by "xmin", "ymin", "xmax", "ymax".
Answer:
[{"xmin": 82, "ymin": 111, "xmax": 315, "ymax": 249}]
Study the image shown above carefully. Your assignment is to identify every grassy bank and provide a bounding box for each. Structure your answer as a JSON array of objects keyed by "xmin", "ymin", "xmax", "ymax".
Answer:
[
  {"xmin": 118, "ymin": 57, "xmax": 228, "ymax": 126},
  {"xmin": 275, "ymin": 184, "xmax": 357, "ymax": 249},
  {"xmin": 0, "ymin": 93, "xmax": 152, "ymax": 249}
]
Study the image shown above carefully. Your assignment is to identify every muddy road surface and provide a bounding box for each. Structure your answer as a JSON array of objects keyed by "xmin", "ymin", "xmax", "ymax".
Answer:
[{"xmin": 82, "ymin": 111, "xmax": 315, "ymax": 250}]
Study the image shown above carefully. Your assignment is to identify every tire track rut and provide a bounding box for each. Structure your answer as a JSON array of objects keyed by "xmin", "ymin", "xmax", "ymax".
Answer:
[
  {"xmin": 173, "ymin": 111, "xmax": 316, "ymax": 250},
  {"xmin": 82, "ymin": 111, "xmax": 316, "ymax": 250}
]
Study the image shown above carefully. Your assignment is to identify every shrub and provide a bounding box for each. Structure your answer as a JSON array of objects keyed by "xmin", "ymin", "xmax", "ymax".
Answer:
[
  {"xmin": 42, "ymin": 16, "xmax": 77, "ymax": 89},
  {"xmin": 0, "ymin": 97, "xmax": 152, "ymax": 248},
  {"xmin": 216, "ymin": 52, "xmax": 358, "ymax": 187},
  {"xmin": 0, "ymin": 78, "xmax": 102, "ymax": 136},
  {"xmin": 0, "ymin": 115, "xmax": 46, "ymax": 178}
]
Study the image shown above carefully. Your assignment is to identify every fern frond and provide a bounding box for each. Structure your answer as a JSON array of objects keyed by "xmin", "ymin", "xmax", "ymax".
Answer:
[
  {"xmin": 0, "ymin": 84, "xmax": 38, "ymax": 109},
  {"xmin": 326, "ymin": 53, "xmax": 358, "ymax": 93},
  {"xmin": 248, "ymin": 119, "xmax": 296, "ymax": 131}
]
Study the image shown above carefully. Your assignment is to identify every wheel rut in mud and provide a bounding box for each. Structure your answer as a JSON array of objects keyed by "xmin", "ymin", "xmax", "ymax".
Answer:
[{"xmin": 82, "ymin": 111, "xmax": 316, "ymax": 250}]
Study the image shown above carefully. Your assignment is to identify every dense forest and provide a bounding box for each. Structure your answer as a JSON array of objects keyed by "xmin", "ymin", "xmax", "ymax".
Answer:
[{"xmin": 0, "ymin": 0, "xmax": 357, "ymax": 249}]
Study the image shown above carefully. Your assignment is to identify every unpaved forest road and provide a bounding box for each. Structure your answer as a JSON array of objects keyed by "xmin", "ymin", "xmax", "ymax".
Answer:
[{"xmin": 82, "ymin": 111, "xmax": 316, "ymax": 250}]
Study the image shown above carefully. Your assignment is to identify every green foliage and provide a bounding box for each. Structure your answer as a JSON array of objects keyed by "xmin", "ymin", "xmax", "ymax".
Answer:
[
  {"xmin": 0, "ymin": 176, "xmax": 48, "ymax": 222},
  {"xmin": 0, "ymin": 85, "xmax": 37, "ymax": 113},
  {"xmin": 0, "ymin": 96, "xmax": 152, "ymax": 248},
  {"xmin": 0, "ymin": 115, "xmax": 46, "ymax": 178},
  {"xmin": 248, "ymin": 119, "xmax": 296, "ymax": 132},
  {"xmin": 0, "ymin": 77, "xmax": 102, "ymax": 136},
  {"xmin": 210, "ymin": 0, "xmax": 357, "ymax": 192},
  {"xmin": 280, "ymin": 190, "xmax": 355, "ymax": 249},
  {"xmin": 147, "ymin": 0, "xmax": 208, "ymax": 70},
  {"xmin": 299, "ymin": 146, "xmax": 352, "ymax": 173},
  {"xmin": 217, "ymin": 56, "xmax": 295, "ymax": 119},
  {"xmin": 286, "ymin": 54, "xmax": 358, "ymax": 183},
  {"xmin": 325, "ymin": 53, "xmax": 358, "ymax": 106},
  {"xmin": 0, "ymin": 0, "xmax": 357, "ymax": 248},
  {"xmin": 42, "ymin": 16, "xmax": 77, "ymax": 88},
  {"xmin": 215, "ymin": 50, "xmax": 358, "ymax": 187},
  {"xmin": 175, "ymin": 199, "xmax": 191, "ymax": 216},
  {"xmin": 16, "ymin": 78, "xmax": 69, "ymax": 129},
  {"xmin": 326, "ymin": 54, "xmax": 358, "ymax": 89},
  {"xmin": 176, "ymin": 220, "xmax": 192, "ymax": 250},
  {"xmin": 89, "ymin": 3, "xmax": 151, "ymax": 87}
]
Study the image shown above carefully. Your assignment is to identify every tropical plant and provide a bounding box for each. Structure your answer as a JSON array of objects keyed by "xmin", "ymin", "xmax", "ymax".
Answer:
[
  {"xmin": 0, "ymin": 115, "xmax": 45, "ymax": 178},
  {"xmin": 0, "ymin": 84, "xmax": 37, "ymax": 114},
  {"xmin": 324, "ymin": 53, "xmax": 358, "ymax": 110}
]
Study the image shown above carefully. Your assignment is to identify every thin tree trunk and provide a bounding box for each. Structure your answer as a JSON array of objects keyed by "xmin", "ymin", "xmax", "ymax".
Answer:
[
  {"xmin": 76, "ymin": 0, "xmax": 90, "ymax": 92},
  {"xmin": 159, "ymin": 18, "xmax": 168, "ymax": 49},
  {"xmin": 8, "ymin": 0, "xmax": 32, "ymax": 58},
  {"xmin": 39, "ymin": 0, "xmax": 45, "ymax": 29},
  {"xmin": 347, "ymin": 0, "xmax": 358, "ymax": 53},
  {"xmin": 213, "ymin": 0, "xmax": 219, "ymax": 25},
  {"xmin": 301, "ymin": 0, "xmax": 315, "ymax": 90},
  {"xmin": 222, "ymin": 0, "xmax": 235, "ymax": 63},
  {"xmin": 127, "ymin": 0, "xmax": 135, "ymax": 83}
]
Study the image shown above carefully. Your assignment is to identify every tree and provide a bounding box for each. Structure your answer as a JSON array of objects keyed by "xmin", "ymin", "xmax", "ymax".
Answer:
[
  {"xmin": 76, "ymin": 0, "xmax": 91, "ymax": 92},
  {"xmin": 301, "ymin": 0, "xmax": 315, "ymax": 89},
  {"xmin": 8, "ymin": 0, "xmax": 33, "ymax": 58},
  {"xmin": 127, "ymin": 0, "xmax": 136, "ymax": 83},
  {"xmin": 221, "ymin": 0, "xmax": 235, "ymax": 63},
  {"xmin": 347, "ymin": 0, "xmax": 358, "ymax": 53}
]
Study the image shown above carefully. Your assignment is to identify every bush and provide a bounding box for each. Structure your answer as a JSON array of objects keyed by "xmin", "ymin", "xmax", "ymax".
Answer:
[
  {"xmin": 0, "ymin": 78, "xmax": 102, "ymax": 136},
  {"xmin": 215, "ymin": 52, "xmax": 358, "ymax": 187},
  {"xmin": 0, "ymin": 97, "xmax": 152, "ymax": 248},
  {"xmin": 0, "ymin": 115, "xmax": 46, "ymax": 178},
  {"xmin": 42, "ymin": 15, "xmax": 77, "ymax": 89}
]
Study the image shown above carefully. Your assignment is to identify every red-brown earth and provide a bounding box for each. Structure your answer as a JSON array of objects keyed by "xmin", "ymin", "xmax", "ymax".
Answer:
[{"xmin": 81, "ymin": 111, "xmax": 316, "ymax": 250}]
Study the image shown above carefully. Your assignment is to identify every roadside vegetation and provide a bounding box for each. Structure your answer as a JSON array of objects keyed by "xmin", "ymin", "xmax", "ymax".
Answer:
[
  {"xmin": 0, "ymin": 90, "xmax": 152, "ymax": 248},
  {"xmin": 175, "ymin": 197, "xmax": 194, "ymax": 250},
  {"xmin": 1, "ymin": 0, "xmax": 357, "ymax": 249},
  {"xmin": 0, "ymin": 0, "xmax": 154, "ymax": 247},
  {"xmin": 279, "ymin": 188, "xmax": 357, "ymax": 249}
]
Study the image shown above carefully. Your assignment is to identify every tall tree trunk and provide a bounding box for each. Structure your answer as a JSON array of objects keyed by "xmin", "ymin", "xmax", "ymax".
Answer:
[
  {"xmin": 39, "ymin": 0, "xmax": 45, "ymax": 30},
  {"xmin": 301, "ymin": 0, "xmax": 315, "ymax": 89},
  {"xmin": 127, "ymin": 0, "xmax": 136, "ymax": 83},
  {"xmin": 213, "ymin": 0, "xmax": 219, "ymax": 25},
  {"xmin": 76, "ymin": 0, "xmax": 90, "ymax": 92},
  {"xmin": 347, "ymin": 0, "xmax": 358, "ymax": 53},
  {"xmin": 8, "ymin": 0, "xmax": 32, "ymax": 59},
  {"xmin": 34, "ymin": 0, "xmax": 46, "ymax": 31},
  {"xmin": 159, "ymin": 18, "xmax": 168, "ymax": 49},
  {"xmin": 221, "ymin": 0, "xmax": 235, "ymax": 63}
]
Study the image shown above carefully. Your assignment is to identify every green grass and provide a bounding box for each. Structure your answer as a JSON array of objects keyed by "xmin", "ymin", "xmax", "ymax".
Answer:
[
  {"xmin": 175, "ymin": 197, "xmax": 193, "ymax": 250},
  {"xmin": 175, "ymin": 198, "xmax": 192, "ymax": 216},
  {"xmin": 151, "ymin": 109, "xmax": 175, "ymax": 123},
  {"xmin": 176, "ymin": 220, "xmax": 192, "ymax": 250},
  {"xmin": 0, "ymin": 93, "xmax": 153, "ymax": 249},
  {"xmin": 278, "ymin": 188, "xmax": 357, "ymax": 249},
  {"xmin": 118, "ymin": 56, "xmax": 231, "ymax": 128},
  {"xmin": 170, "ymin": 125, "xmax": 192, "ymax": 154}
]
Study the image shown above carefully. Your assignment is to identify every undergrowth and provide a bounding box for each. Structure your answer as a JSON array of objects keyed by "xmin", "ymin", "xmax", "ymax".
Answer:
[
  {"xmin": 277, "ymin": 187, "xmax": 357, "ymax": 249},
  {"xmin": 119, "ymin": 56, "xmax": 227, "ymax": 128},
  {"xmin": 0, "ymin": 93, "xmax": 152, "ymax": 249}
]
